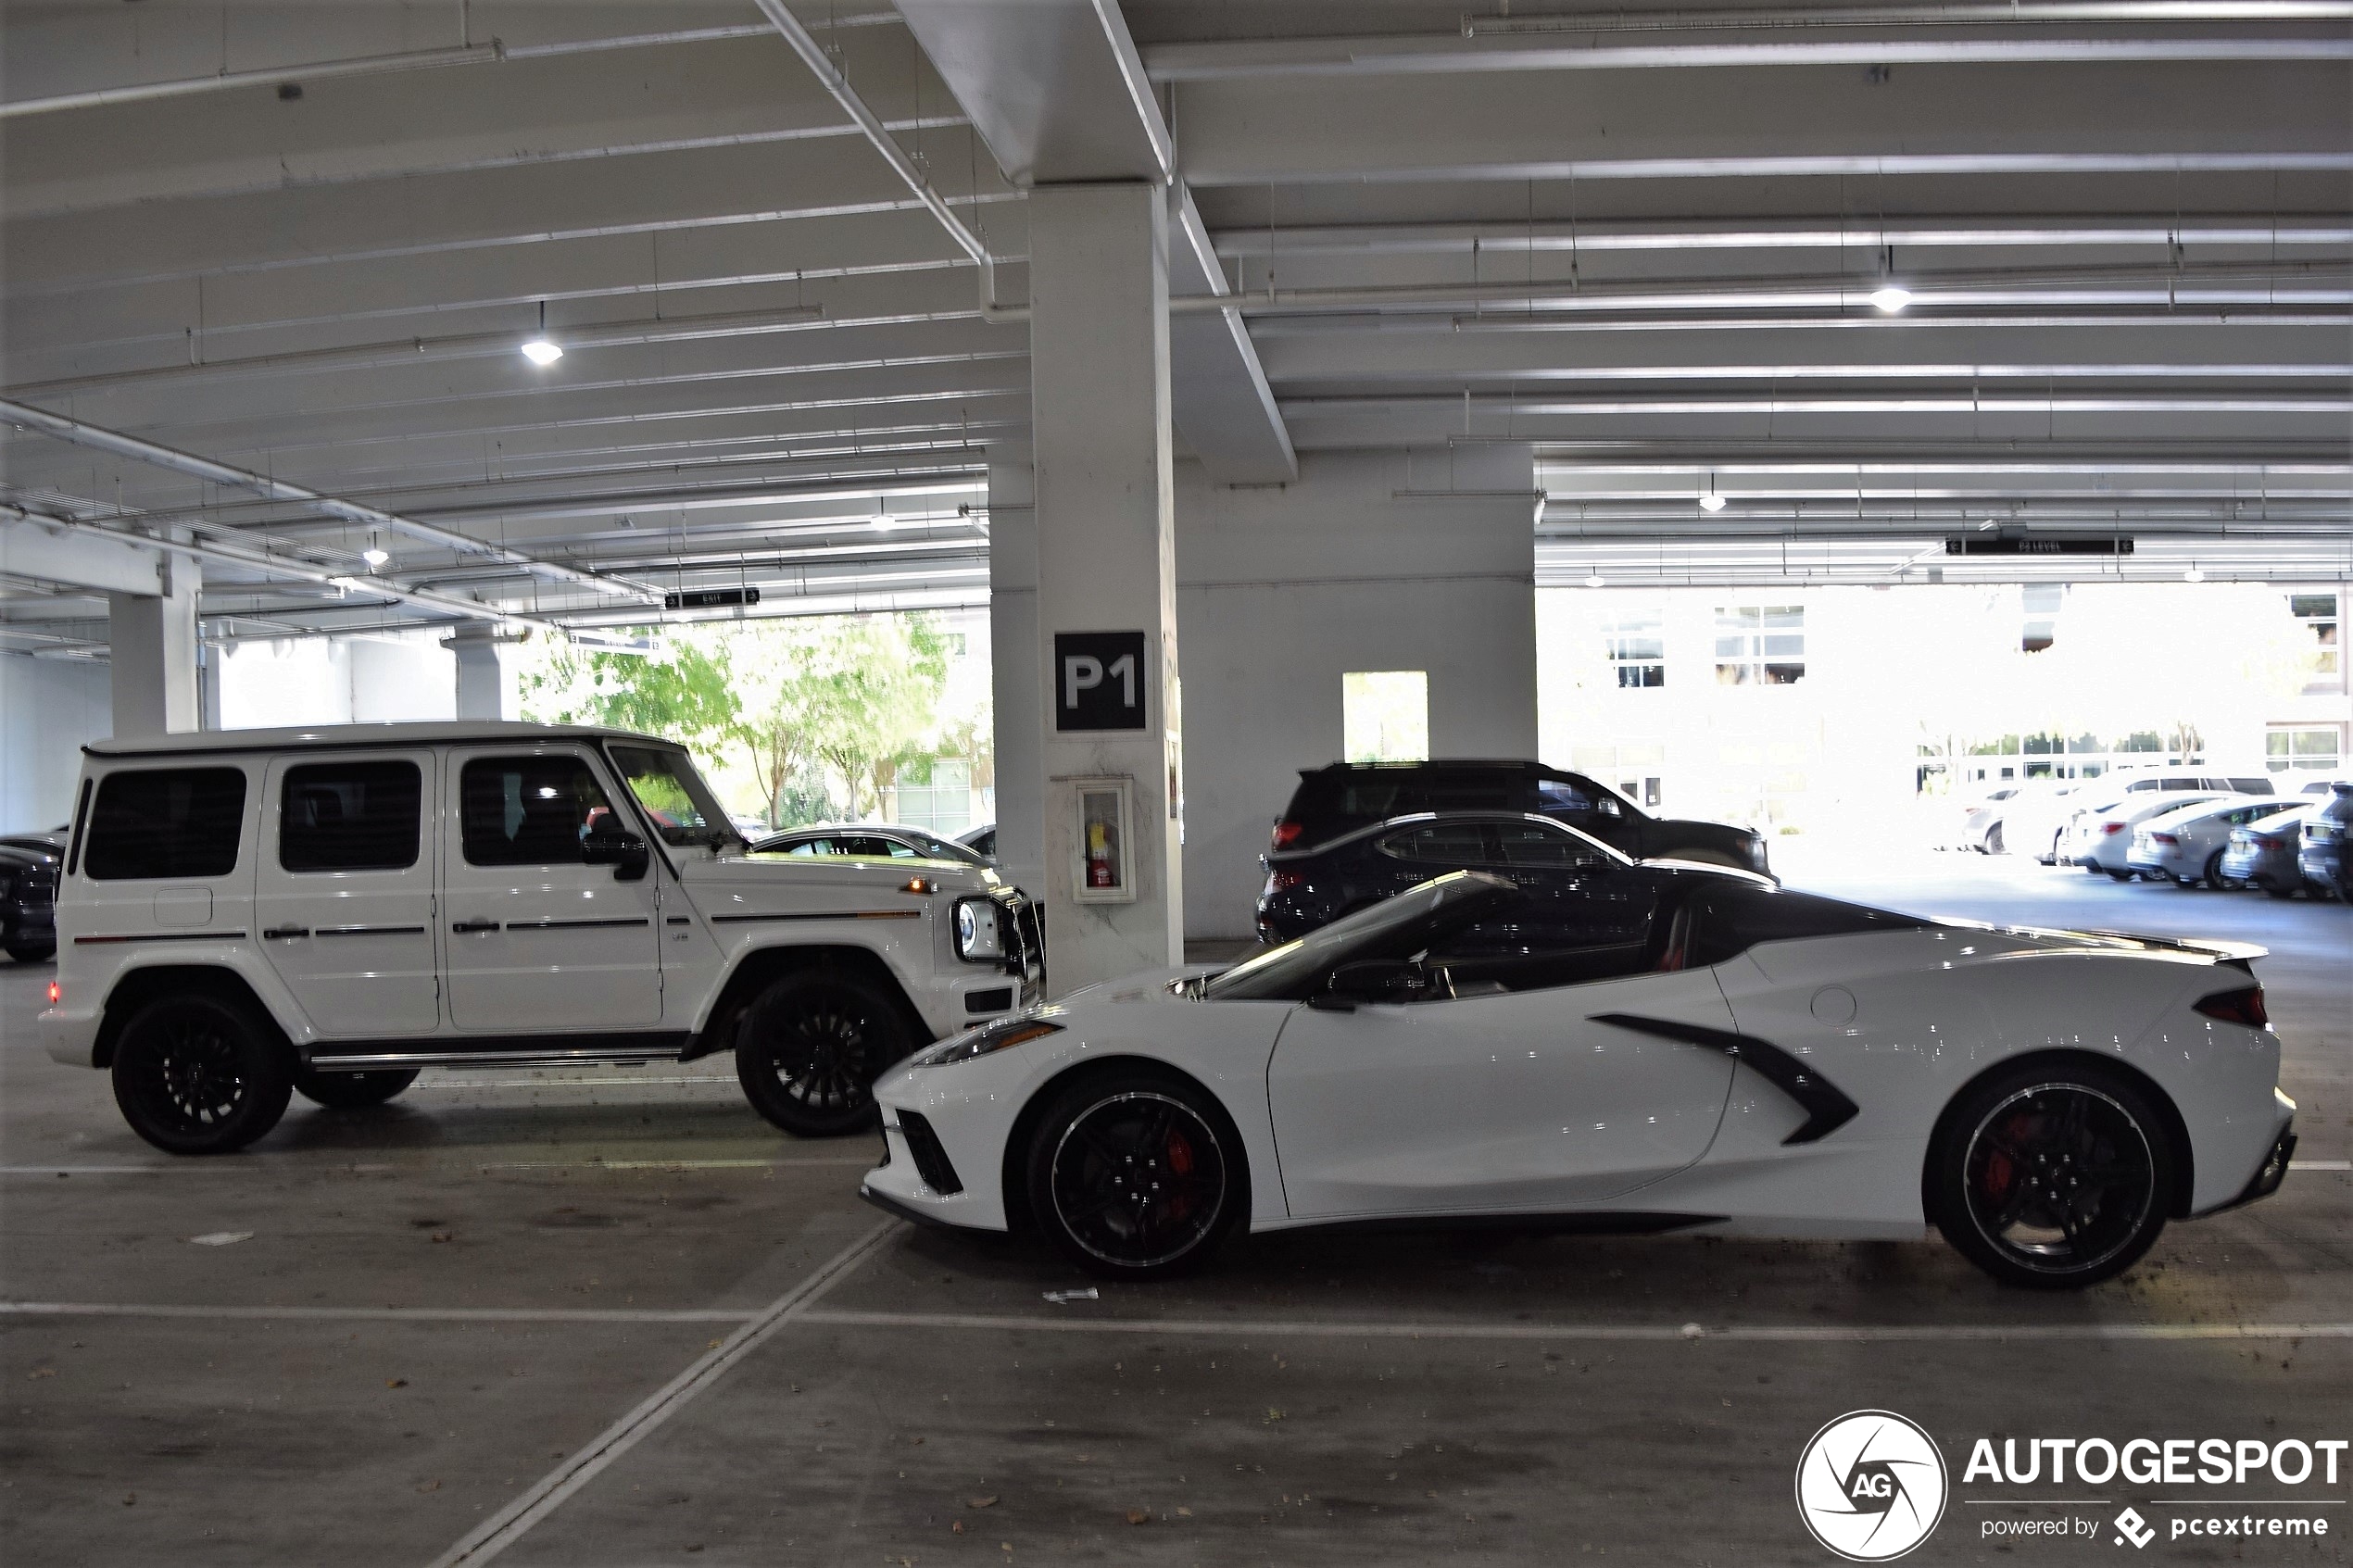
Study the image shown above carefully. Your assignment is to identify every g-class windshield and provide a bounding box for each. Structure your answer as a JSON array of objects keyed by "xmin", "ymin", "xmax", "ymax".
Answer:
[{"xmin": 607, "ymin": 744, "xmax": 743, "ymax": 851}]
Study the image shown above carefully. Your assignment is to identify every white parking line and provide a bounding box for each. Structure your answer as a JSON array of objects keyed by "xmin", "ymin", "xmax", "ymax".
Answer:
[
  {"xmin": 795, "ymin": 1309, "xmax": 2353, "ymax": 1345},
  {"xmin": 1, "ymin": 1301, "xmax": 756, "ymax": 1324},
  {"xmin": 423, "ymin": 1218, "xmax": 897, "ymax": 1568},
  {"xmin": 0, "ymin": 1158, "xmax": 872, "ymax": 1176}
]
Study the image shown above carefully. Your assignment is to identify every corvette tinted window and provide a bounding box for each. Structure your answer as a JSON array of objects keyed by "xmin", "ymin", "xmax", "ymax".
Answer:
[{"xmin": 1684, "ymin": 886, "xmax": 1927, "ymax": 968}]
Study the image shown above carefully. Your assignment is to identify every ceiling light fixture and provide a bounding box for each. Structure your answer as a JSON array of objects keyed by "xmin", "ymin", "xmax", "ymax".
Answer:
[
  {"xmin": 521, "ymin": 300, "xmax": 562, "ymax": 366},
  {"xmin": 870, "ymin": 500, "xmax": 900, "ymax": 530},
  {"xmin": 1699, "ymin": 492, "xmax": 1728, "ymax": 512},
  {"xmin": 1869, "ymin": 284, "xmax": 1914, "ymax": 314},
  {"xmin": 2184, "ymin": 563, "xmax": 2206, "ymax": 583},
  {"xmin": 1584, "ymin": 571, "xmax": 1605, "ymax": 588},
  {"xmin": 360, "ymin": 546, "xmax": 390, "ymax": 569}
]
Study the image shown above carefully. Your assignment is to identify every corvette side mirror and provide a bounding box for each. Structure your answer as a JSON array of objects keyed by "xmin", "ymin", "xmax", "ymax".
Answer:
[{"xmin": 1312, "ymin": 959, "xmax": 1432, "ymax": 1011}]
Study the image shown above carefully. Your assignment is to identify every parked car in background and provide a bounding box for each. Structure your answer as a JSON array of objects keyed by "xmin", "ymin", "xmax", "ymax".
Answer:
[
  {"xmin": 752, "ymin": 822, "xmax": 992, "ymax": 867},
  {"xmin": 2220, "ymin": 803, "xmax": 2322, "ymax": 898},
  {"xmin": 956, "ymin": 823, "xmax": 997, "ymax": 860},
  {"xmin": 2064, "ymin": 792, "xmax": 2234, "ymax": 878},
  {"xmin": 2033, "ymin": 772, "xmax": 2271, "ymax": 866},
  {"xmin": 0, "ymin": 837, "xmax": 60, "ymax": 961},
  {"xmin": 2297, "ymin": 782, "xmax": 2353, "ymax": 899},
  {"xmin": 1256, "ymin": 809, "xmax": 1771, "ymax": 944},
  {"xmin": 2125, "ymin": 797, "xmax": 2284, "ymax": 888},
  {"xmin": 1992, "ymin": 780, "xmax": 2095, "ymax": 862},
  {"xmin": 1952, "ymin": 787, "xmax": 2019, "ymax": 853},
  {"xmin": 42, "ymin": 722, "xmax": 1043, "ymax": 1154},
  {"xmin": 1273, "ymin": 760, "xmax": 1768, "ymax": 873}
]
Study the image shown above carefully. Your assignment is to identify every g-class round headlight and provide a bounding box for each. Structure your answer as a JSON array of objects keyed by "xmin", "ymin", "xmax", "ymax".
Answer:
[
  {"xmin": 911, "ymin": 1015, "xmax": 1063, "ymax": 1068},
  {"xmin": 953, "ymin": 896, "xmax": 1006, "ymax": 962}
]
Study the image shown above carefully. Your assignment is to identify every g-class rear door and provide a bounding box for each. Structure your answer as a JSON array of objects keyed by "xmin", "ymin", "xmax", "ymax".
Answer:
[{"xmin": 253, "ymin": 751, "xmax": 440, "ymax": 1035}]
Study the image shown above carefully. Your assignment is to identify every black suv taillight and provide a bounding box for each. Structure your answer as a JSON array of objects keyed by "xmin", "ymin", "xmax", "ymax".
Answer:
[
  {"xmin": 2194, "ymin": 985, "xmax": 2268, "ymax": 1029},
  {"xmin": 1271, "ymin": 820, "xmax": 1304, "ymax": 850}
]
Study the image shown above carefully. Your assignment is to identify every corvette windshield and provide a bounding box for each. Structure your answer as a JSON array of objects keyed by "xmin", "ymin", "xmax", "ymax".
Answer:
[{"xmin": 1202, "ymin": 872, "xmax": 1509, "ymax": 1001}]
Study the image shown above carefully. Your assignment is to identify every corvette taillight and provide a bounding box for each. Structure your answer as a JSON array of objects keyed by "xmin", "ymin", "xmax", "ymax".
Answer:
[{"xmin": 2194, "ymin": 985, "xmax": 2268, "ymax": 1029}]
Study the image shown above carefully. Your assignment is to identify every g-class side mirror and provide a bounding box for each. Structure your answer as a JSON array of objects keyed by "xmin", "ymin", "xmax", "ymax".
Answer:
[
  {"xmin": 1309, "ymin": 958, "xmax": 1433, "ymax": 1011},
  {"xmin": 583, "ymin": 827, "xmax": 650, "ymax": 882}
]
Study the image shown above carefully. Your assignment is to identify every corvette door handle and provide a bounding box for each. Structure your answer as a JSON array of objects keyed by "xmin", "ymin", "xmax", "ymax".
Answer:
[
  {"xmin": 261, "ymin": 925, "xmax": 309, "ymax": 940},
  {"xmin": 450, "ymin": 918, "xmax": 500, "ymax": 935}
]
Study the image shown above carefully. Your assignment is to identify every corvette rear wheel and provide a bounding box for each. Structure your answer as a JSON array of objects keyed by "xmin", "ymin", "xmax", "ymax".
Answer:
[
  {"xmin": 1930, "ymin": 1064, "xmax": 2173, "ymax": 1289},
  {"xmin": 1026, "ymin": 1073, "xmax": 1243, "ymax": 1281}
]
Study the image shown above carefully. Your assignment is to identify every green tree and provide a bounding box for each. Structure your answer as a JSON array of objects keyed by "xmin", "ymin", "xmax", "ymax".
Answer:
[
  {"xmin": 731, "ymin": 616, "xmax": 950, "ymax": 820},
  {"xmin": 521, "ymin": 636, "xmax": 739, "ymax": 746}
]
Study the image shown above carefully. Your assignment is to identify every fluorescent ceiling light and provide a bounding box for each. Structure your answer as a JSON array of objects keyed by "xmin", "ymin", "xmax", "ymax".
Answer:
[
  {"xmin": 1870, "ymin": 285, "xmax": 1915, "ymax": 314},
  {"xmin": 2184, "ymin": 564, "xmax": 2206, "ymax": 582},
  {"xmin": 870, "ymin": 510, "xmax": 899, "ymax": 530},
  {"xmin": 1699, "ymin": 492, "xmax": 1728, "ymax": 512},
  {"xmin": 1584, "ymin": 571, "xmax": 1605, "ymax": 588},
  {"xmin": 520, "ymin": 337, "xmax": 563, "ymax": 367},
  {"xmin": 360, "ymin": 546, "xmax": 390, "ymax": 568}
]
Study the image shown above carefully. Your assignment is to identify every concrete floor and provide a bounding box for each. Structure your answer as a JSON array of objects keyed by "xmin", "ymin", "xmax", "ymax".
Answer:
[{"xmin": 3, "ymin": 852, "xmax": 2347, "ymax": 1566}]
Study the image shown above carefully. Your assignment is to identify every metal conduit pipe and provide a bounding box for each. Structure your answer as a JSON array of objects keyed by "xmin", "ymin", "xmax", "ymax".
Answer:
[
  {"xmin": 0, "ymin": 500, "xmax": 563, "ymax": 635},
  {"xmin": 0, "ymin": 398, "xmax": 664, "ymax": 604},
  {"xmin": 749, "ymin": 0, "xmax": 1026, "ymax": 326}
]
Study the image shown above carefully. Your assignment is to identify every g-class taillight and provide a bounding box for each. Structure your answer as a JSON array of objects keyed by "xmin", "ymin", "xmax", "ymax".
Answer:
[{"xmin": 2194, "ymin": 985, "xmax": 2268, "ymax": 1029}]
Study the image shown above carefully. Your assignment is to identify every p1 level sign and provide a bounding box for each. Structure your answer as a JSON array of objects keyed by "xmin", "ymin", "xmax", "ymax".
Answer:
[{"xmin": 1054, "ymin": 631, "xmax": 1148, "ymax": 732}]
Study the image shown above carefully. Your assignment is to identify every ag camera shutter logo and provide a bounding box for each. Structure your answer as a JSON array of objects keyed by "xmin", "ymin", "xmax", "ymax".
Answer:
[{"xmin": 1795, "ymin": 1410, "xmax": 1950, "ymax": 1561}]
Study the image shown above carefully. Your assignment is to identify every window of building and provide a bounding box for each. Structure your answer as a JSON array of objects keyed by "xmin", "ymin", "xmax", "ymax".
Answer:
[
  {"xmin": 85, "ymin": 767, "xmax": 248, "ymax": 881},
  {"xmin": 1714, "ymin": 605, "xmax": 1806, "ymax": 684},
  {"xmin": 2290, "ymin": 593, "xmax": 2340, "ymax": 689},
  {"xmin": 1602, "ymin": 608, "xmax": 1665, "ymax": 687},
  {"xmin": 2267, "ymin": 725, "xmax": 2344, "ymax": 775},
  {"xmin": 1342, "ymin": 671, "xmax": 1429, "ymax": 763},
  {"xmin": 280, "ymin": 760, "xmax": 422, "ymax": 872},
  {"xmin": 459, "ymin": 755, "xmax": 614, "ymax": 867}
]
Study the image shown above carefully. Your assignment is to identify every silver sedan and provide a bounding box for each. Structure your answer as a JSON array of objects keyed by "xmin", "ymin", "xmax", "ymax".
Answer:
[{"xmin": 2124, "ymin": 797, "xmax": 2284, "ymax": 887}]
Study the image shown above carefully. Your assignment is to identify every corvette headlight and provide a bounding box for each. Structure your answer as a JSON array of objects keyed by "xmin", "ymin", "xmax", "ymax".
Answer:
[
  {"xmin": 911, "ymin": 1015, "xmax": 1063, "ymax": 1069},
  {"xmin": 954, "ymin": 896, "xmax": 1006, "ymax": 962}
]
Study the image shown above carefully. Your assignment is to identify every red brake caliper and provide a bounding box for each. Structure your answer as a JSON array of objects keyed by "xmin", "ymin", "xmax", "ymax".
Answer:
[{"xmin": 1164, "ymin": 1131, "xmax": 1195, "ymax": 1221}]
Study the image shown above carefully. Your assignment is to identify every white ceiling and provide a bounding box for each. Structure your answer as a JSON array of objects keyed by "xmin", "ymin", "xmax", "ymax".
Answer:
[{"xmin": 2, "ymin": 0, "xmax": 2347, "ymax": 658}]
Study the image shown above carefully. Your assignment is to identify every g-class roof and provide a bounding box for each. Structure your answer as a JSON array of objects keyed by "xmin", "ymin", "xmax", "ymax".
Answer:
[{"xmin": 84, "ymin": 721, "xmax": 670, "ymax": 759}]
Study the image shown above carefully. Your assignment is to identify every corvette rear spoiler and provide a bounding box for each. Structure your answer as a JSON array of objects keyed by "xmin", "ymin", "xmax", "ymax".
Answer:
[{"xmin": 2023, "ymin": 926, "xmax": 2268, "ymax": 971}]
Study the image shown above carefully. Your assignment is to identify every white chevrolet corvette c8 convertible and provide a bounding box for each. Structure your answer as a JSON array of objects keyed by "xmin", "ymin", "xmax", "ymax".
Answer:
[{"xmin": 862, "ymin": 870, "xmax": 2296, "ymax": 1288}]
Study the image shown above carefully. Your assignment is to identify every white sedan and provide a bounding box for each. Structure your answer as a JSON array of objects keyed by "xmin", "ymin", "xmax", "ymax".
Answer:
[{"xmin": 864, "ymin": 871, "xmax": 2295, "ymax": 1289}]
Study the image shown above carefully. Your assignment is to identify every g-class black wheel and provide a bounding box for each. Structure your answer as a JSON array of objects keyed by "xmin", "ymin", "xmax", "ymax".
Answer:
[
  {"xmin": 1026, "ymin": 1071, "xmax": 1244, "ymax": 1281},
  {"xmin": 294, "ymin": 1066, "xmax": 420, "ymax": 1110},
  {"xmin": 735, "ymin": 971, "xmax": 912, "ymax": 1137},
  {"xmin": 1929, "ymin": 1062, "xmax": 2174, "ymax": 1289},
  {"xmin": 110, "ymin": 994, "xmax": 294, "ymax": 1156}
]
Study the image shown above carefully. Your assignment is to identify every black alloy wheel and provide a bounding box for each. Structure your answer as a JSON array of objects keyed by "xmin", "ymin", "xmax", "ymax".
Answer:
[
  {"xmin": 294, "ymin": 1065, "xmax": 420, "ymax": 1110},
  {"xmin": 110, "ymin": 994, "xmax": 294, "ymax": 1156},
  {"xmin": 1930, "ymin": 1065, "xmax": 2173, "ymax": 1289},
  {"xmin": 735, "ymin": 971, "xmax": 911, "ymax": 1137},
  {"xmin": 2200, "ymin": 850, "xmax": 2233, "ymax": 890},
  {"xmin": 1027, "ymin": 1073, "xmax": 1242, "ymax": 1280},
  {"xmin": 6, "ymin": 941, "xmax": 55, "ymax": 963}
]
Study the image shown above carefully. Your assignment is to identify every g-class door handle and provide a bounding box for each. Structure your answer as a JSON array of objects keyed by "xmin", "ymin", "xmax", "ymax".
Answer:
[
  {"xmin": 261, "ymin": 925, "xmax": 309, "ymax": 940},
  {"xmin": 450, "ymin": 918, "xmax": 500, "ymax": 935}
]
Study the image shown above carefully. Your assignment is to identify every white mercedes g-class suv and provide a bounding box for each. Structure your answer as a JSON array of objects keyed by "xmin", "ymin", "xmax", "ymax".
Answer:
[{"xmin": 39, "ymin": 721, "xmax": 1041, "ymax": 1155}]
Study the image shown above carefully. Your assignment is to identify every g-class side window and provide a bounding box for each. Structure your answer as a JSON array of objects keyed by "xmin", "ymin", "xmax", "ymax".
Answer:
[
  {"xmin": 84, "ymin": 767, "xmax": 248, "ymax": 881},
  {"xmin": 459, "ymin": 755, "xmax": 614, "ymax": 867},
  {"xmin": 281, "ymin": 760, "xmax": 422, "ymax": 872}
]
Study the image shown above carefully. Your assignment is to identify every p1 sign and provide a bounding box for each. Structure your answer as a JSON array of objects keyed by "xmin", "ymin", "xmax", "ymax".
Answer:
[{"xmin": 1053, "ymin": 631, "xmax": 1148, "ymax": 732}]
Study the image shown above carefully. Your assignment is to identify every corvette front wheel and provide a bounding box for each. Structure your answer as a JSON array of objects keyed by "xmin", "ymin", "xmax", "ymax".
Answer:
[
  {"xmin": 1929, "ymin": 1063, "xmax": 2174, "ymax": 1289},
  {"xmin": 1026, "ymin": 1073, "xmax": 1244, "ymax": 1281}
]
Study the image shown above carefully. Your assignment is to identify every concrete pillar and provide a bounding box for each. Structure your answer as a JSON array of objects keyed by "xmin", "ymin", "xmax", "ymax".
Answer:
[
  {"xmin": 988, "ymin": 450, "xmax": 1046, "ymax": 902},
  {"xmin": 105, "ymin": 553, "xmax": 199, "ymax": 737},
  {"xmin": 445, "ymin": 626, "xmax": 513, "ymax": 721},
  {"xmin": 1027, "ymin": 182, "xmax": 1183, "ymax": 990}
]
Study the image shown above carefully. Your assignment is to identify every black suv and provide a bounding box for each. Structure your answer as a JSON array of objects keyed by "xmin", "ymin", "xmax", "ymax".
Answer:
[
  {"xmin": 2296, "ymin": 782, "xmax": 2353, "ymax": 899},
  {"xmin": 1272, "ymin": 762, "xmax": 1768, "ymax": 871},
  {"xmin": 0, "ymin": 833, "xmax": 62, "ymax": 963}
]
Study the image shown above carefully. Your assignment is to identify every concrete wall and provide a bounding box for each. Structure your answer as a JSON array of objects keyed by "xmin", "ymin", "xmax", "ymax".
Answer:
[
  {"xmin": 219, "ymin": 633, "xmax": 456, "ymax": 730},
  {"xmin": 1175, "ymin": 446, "xmax": 1539, "ymax": 939},
  {"xmin": 0, "ymin": 655, "xmax": 111, "ymax": 833}
]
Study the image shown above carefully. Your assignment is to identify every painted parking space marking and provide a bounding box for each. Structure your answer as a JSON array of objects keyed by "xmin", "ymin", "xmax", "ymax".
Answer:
[
  {"xmin": 0, "ymin": 1157, "xmax": 873, "ymax": 1176},
  {"xmin": 422, "ymin": 1218, "xmax": 897, "ymax": 1568},
  {"xmin": 2, "ymin": 1300, "xmax": 756, "ymax": 1324},
  {"xmin": 794, "ymin": 1309, "xmax": 2353, "ymax": 1344}
]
